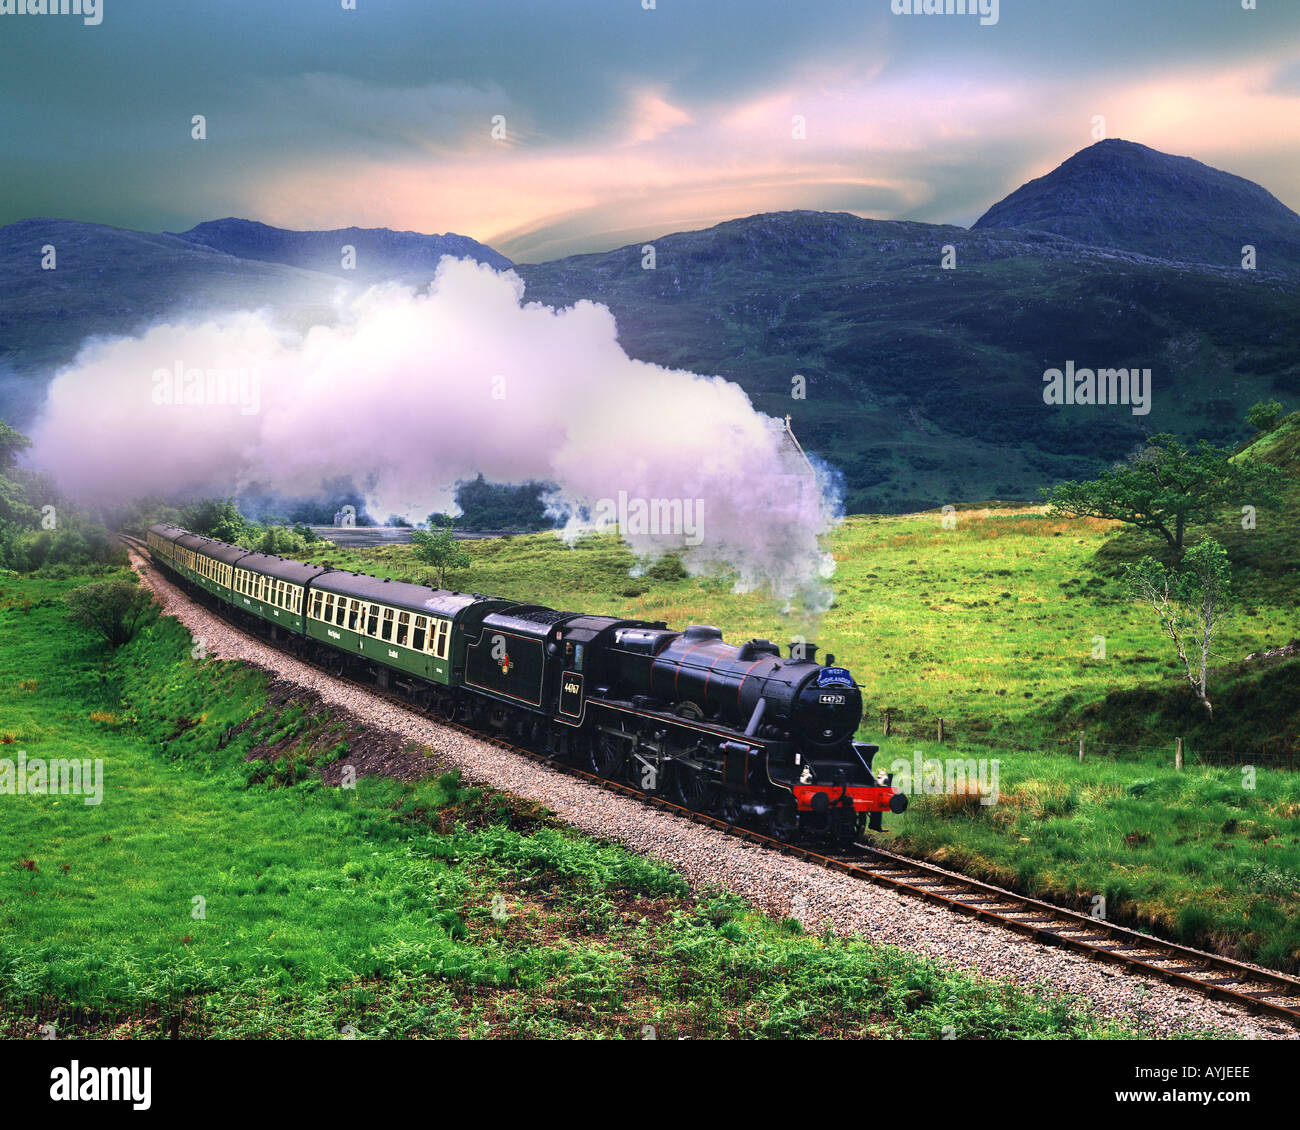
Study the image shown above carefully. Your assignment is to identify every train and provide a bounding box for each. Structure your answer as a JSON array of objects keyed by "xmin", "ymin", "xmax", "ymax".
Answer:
[{"xmin": 144, "ymin": 523, "xmax": 907, "ymax": 842}]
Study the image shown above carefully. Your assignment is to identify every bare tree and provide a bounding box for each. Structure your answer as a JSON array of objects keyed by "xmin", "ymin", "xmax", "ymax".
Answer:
[{"xmin": 1123, "ymin": 538, "xmax": 1232, "ymax": 717}]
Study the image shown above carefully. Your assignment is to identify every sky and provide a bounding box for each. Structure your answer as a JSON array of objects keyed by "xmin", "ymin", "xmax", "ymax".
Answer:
[{"xmin": 2, "ymin": 0, "xmax": 1298, "ymax": 263}]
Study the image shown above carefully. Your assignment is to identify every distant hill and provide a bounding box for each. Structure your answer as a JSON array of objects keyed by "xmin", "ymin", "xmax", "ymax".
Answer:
[
  {"xmin": 518, "ymin": 207, "xmax": 1300, "ymax": 512},
  {"xmin": 0, "ymin": 218, "xmax": 345, "ymax": 423},
  {"xmin": 973, "ymin": 140, "xmax": 1300, "ymax": 273},
  {"xmin": 0, "ymin": 217, "xmax": 511, "ymax": 425},
  {"xmin": 168, "ymin": 217, "xmax": 512, "ymax": 283}
]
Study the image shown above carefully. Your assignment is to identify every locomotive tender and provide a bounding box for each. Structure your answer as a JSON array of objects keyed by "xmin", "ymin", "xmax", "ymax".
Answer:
[{"xmin": 145, "ymin": 524, "xmax": 906, "ymax": 841}]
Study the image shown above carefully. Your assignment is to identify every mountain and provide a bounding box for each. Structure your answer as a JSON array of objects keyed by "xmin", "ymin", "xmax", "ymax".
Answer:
[
  {"xmin": 0, "ymin": 218, "xmax": 346, "ymax": 423},
  {"xmin": 0, "ymin": 217, "xmax": 512, "ymax": 424},
  {"xmin": 517, "ymin": 207, "xmax": 1300, "ymax": 512},
  {"xmin": 973, "ymin": 140, "xmax": 1300, "ymax": 273},
  {"xmin": 2, "ymin": 143, "xmax": 1298, "ymax": 512},
  {"xmin": 169, "ymin": 218, "xmax": 512, "ymax": 282}
]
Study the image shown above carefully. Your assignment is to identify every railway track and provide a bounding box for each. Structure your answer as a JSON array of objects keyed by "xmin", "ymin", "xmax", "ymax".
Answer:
[{"xmin": 122, "ymin": 534, "xmax": 1300, "ymax": 1030}]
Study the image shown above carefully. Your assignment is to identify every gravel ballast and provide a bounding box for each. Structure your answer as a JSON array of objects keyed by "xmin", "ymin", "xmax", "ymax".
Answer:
[{"xmin": 130, "ymin": 552, "xmax": 1298, "ymax": 1040}]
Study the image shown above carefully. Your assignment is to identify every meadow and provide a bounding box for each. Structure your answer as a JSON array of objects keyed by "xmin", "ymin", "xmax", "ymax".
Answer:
[
  {"xmin": 0, "ymin": 571, "xmax": 1131, "ymax": 1038},
  {"xmin": 299, "ymin": 498, "xmax": 1300, "ymax": 970}
]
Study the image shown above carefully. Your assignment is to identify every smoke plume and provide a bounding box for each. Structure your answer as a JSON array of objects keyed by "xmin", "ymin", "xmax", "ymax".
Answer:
[{"xmin": 28, "ymin": 258, "xmax": 840, "ymax": 607}]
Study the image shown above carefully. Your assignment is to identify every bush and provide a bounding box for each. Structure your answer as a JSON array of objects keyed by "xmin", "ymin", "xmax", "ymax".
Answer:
[
  {"xmin": 0, "ymin": 525, "xmax": 124, "ymax": 573},
  {"xmin": 251, "ymin": 525, "xmax": 313, "ymax": 556},
  {"xmin": 646, "ymin": 554, "xmax": 688, "ymax": 582},
  {"xmin": 64, "ymin": 576, "xmax": 155, "ymax": 647},
  {"xmin": 1246, "ymin": 398, "xmax": 1285, "ymax": 434}
]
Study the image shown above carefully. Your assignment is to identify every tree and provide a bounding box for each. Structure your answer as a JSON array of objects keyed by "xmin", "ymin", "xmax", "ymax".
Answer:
[
  {"xmin": 453, "ymin": 474, "xmax": 553, "ymax": 531},
  {"xmin": 1246, "ymin": 398, "xmax": 1285, "ymax": 434},
  {"xmin": 178, "ymin": 498, "xmax": 251, "ymax": 544},
  {"xmin": 1042, "ymin": 433, "xmax": 1284, "ymax": 557},
  {"xmin": 65, "ymin": 576, "xmax": 154, "ymax": 647},
  {"xmin": 1123, "ymin": 538, "xmax": 1232, "ymax": 718},
  {"xmin": 0, "ymin": 423, "xmax": 37, "ymax": 530},
  {"xmin": 410, "ymin": 516, "xmax": 472, "ymax": 588},
  {"xmin": 0, "ymin": 420, "xmax": 31, "ymax": 473}
]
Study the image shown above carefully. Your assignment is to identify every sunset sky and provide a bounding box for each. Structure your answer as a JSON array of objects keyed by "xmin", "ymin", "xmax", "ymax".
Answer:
[{"xmin": 3, "ymin": 0, "xmax": 1298, "ymax": 262}]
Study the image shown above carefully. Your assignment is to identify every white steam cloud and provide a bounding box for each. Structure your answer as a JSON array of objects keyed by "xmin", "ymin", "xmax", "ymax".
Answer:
[{"xmin": 28, "ymin": 258, "xmax": 840, "ymax": 606}]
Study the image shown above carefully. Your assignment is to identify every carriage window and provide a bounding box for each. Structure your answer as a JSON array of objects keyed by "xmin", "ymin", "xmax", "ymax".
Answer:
[
  {"xmin": 310, "ymin": 591, "xmax": 322, "ymax": 618},
  {"xmin": 323, "ymin": 594, "xmax": 335, "ymax": 620},
  {"xmin": 396, "ymin": 612, "xmax": 411, "ymax": 647},
  {"xmin": 412, "ymin": 616, "xmax": 427, "ymax": 652},
  {"xmin": 433, "ymin": 619, "xmax": 451, "ymax": 659},
  {"xmin": 348, "ymin": 600, "xmax": 360, "ymax": 630},
  {"xmin": 381, "ymin": 608, "xmax": 395, "ymax": 641},
  {"xmin": 366, "ymin": 606, "xmax": 379, "ymax": 635}
]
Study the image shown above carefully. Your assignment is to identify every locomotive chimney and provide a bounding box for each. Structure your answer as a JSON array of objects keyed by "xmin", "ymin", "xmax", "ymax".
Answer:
[{"xmin": 789, "ymin": 640, "xmax": 818, "ymax": 662}]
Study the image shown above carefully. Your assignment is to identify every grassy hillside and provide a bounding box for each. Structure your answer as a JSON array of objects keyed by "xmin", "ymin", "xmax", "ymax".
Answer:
[
  {"xmin": 0, "ymin": 571, "xmax": 1130, "ymax": 1039},
  {"xmin": 299, "ymin": 495, "xmax": 1300, "ymax": 969},
  {"xmin": 885, "ymin": 741, "xmax": 1300, "ymax": 971},
  {"xmin": 305, "ymin": 504, "xmax": 1299, "ymax": 753}
]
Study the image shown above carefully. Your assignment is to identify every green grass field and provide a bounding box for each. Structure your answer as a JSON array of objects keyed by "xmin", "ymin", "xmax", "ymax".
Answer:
[
  {"xmin": 304, "ymin": 505, "xmax": 1299, "ymax": 751},
  {"xmin": 296, "ymin": 490, "xmax": 1300, "ymax": 970},
  {"xmin": 0, "ymin": 572, "xmax": 1141, "ymax": 1039}
]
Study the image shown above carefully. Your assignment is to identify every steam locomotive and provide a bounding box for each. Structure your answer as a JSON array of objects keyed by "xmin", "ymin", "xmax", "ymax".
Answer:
[{"xmin": 145, "ymin": 523, "xmax": 906, "ymax": 842}]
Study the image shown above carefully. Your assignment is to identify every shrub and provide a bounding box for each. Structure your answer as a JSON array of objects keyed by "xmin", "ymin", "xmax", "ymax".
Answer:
[
  {"xmin": 646, "ymin": 554, "xmax": 688, "ymax": 582},
  {"xmin": 64, "ymin": 576, "xmax": 155, "ymax": 647}
]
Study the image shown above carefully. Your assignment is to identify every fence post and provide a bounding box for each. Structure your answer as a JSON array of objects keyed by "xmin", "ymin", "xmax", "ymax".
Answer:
[
  {"xmin": 937, "ymin": 717, "xmax": 945, "ymax": 744},
  {"xmin": 1078, "ymin": 732, "xmax": 1085, "ymax": 763},
  {"xmin": 882, "ymin": 708, "xmax": 892, "ymax": 737},
  {"xmin": 1175, "ymin": 737, "xmax": 1184, "ymax": 771}
]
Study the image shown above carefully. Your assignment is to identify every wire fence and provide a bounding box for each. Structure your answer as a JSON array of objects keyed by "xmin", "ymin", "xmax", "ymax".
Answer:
[{"xmin": 872, "ymin": 709, "xmax": 1298, "ymax": 771}]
